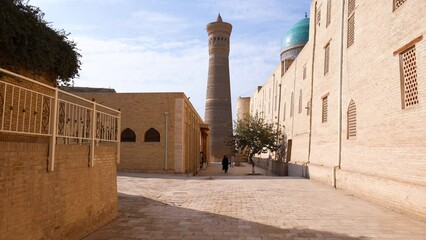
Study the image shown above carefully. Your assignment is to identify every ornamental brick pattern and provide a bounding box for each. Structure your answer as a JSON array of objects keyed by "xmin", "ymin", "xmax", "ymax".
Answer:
[{"xmin": 205, "ymin": 14, "xmax": 233, "ymax": 162}]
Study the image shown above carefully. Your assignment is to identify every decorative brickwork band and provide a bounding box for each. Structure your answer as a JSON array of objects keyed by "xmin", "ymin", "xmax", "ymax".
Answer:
[{"xmin": 205, "ymin": 14, "xmax": 233, "ymax": 161}]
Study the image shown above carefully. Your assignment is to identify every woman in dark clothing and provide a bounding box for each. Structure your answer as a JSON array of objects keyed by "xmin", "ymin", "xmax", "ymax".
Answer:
[{"xmin": 222, "ymin": 155, "xmax": 229, "ymax": 173}]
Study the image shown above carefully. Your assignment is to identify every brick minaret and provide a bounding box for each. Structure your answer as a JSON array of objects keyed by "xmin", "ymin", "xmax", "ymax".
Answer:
[{"xmin": 205, "ymin": 14, "xmax": 233, "ymax": 162}]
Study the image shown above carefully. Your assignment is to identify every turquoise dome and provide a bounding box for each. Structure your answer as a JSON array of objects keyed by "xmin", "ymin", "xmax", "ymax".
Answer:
[{"xmin": 281, "ymin": 18, "xmax": 310, "ymax": 51}]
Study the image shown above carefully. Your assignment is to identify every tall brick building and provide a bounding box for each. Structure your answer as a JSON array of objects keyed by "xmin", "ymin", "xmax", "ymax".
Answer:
[
  {"xmin": 205, "ymin": 14, "xmax": 234, "ymax": 162},
  {"xmin": 244, "ymin": 0, "xmax": 426, "ymax": 218}
]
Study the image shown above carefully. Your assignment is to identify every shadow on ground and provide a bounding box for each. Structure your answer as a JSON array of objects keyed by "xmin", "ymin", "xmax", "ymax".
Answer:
[
  {"xmin": 118, "ymin": 171, "xmax": 303, "ymax": 181},
  {"xmin": 84, "ymin": 192, "xmax": 368, "ymax": 240}
]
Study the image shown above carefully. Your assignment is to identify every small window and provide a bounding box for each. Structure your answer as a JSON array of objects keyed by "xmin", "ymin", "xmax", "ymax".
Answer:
[
  {"xmin": 347, "ymin": 15, "xmax": 355, "ymax": 47},
  {"xmin": 317, "ymin": 7, "xmax": 322, "ymax": 26},
  {"xmin": 290, "ymin": 92, "xmax": 294, "ymax": 117},
  {"xmin": 144, "ymin": 128, "xmax": 160, "ymax": 142},
  {"xmin": 347, "ymin": 0, "xmax": 355, "ymax": 48},
  {"xmin": 121, "ymin": 128, "xmax": 136, "ymax": 142},
  {"xmin": 303, "ymin": 65, "xmax": 307, "ymax": 80},
  {"xmin": 326, "ymin": 0, "xmax": 331, "ymax": 27},
  {"xmin": 322, "ymin": 95, "xmax": 328, "ymax": 123},
  {"xmin": 400, "ymin": 45, "xmax": 419, "ymax": 108},
  {"xmin": 283, "ymin": 103, "xmax": 286, "ymax": 121},
  {"xmin": 281, "ymin": 61, "xmax": 285, "ymax": 77},
  {"xmin": 348, "ymin": 0, "xmax": 355, "ymax": 16},
  {"xmin": 393, "ymin": 0, "xmax": 407, "ymax": 11},
  {"xmin": 298, "ymin": 90, "xmax": 303, "ymax": 114},
  {"xmin": 324, "ymin": 43, "xmax": 330, "ymax": 75},
  {"xmin": 306, "ymin": 101, "xmax": 310, "ymax": 116},
  {"xmin": 347, "ymin": 100, "xmax": 357, "ymax": 139},
  {"xmin": 274, "ymin": 95, "xmax": 277, "ymax": 111}
]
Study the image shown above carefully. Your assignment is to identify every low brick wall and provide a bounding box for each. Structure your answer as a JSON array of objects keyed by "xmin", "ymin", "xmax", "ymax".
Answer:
[
  {"xmin": 252, "ymin": 157, "xmax": 288, "ymax": 176},
  {"xmin": 0, "ymin": 135, "xmax": 118, "ymax": 240},
  {"xmin": 253, "ymin": 159, "xmax": 312, "ymax": 178},
  {"xmin": 288, "ymin": 162, "xmax": 308, "ymax": 177},
  {"xmin": 305, "ymin": 163, "xmax": 333, "ymax": 186},
  {"xmin": 336, "ymin": 168, "xmax": 426, "ymax": 219},
  {"xmin": 304, "ymin": 164, "xmax": 426, "ymax": 219}
]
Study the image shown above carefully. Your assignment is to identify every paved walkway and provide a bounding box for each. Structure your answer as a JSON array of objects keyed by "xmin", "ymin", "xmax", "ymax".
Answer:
[
  {"xmin": 199, "ymin": 162, "xmax": 272, "ymax": 177},
  {"xmin": 84, "ymin": 163, "xmax": 426, "ymax": 240}
]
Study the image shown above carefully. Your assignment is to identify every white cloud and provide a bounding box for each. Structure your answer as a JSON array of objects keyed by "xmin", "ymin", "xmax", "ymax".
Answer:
[
  {"xmin": 126, "ymin": 10, "xmax": 192, "ymax": 38},
  {"xmin": 131, "ymin": 10, "xmax": 183, "ymax": 24},
  {"xmin": 73, "ymin": 35, "xmax": 209, "ymax": 117},
  {"xmin": 71, "ymin": 32, "xmax": 279, "ymax": 119},
  {"xmin": 30, "ymin": 0, "xmax": 125, "ymax": 4},
  {"xmin": 202, "ymin": 0, "xmax": 308, "ymax": 23},
  {"xmin": 230, "ymin": 39, "xmax": 279, "ymax": 100},
  {"xmin": 25, "ymin": 0, "xmax": 310, "ymax": 119},
  {"xmin": 60, "ymin": 23, "xmax": 99, "ymax": 33}
]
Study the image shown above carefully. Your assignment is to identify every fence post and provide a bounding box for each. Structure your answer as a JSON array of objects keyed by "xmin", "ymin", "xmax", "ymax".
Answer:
[
  {"xmin": 90, "ymin": 99, "xmax": 96, "ymax": 167},
  {"xmin": 117, "ymin": 110, "xmax": 121, "ymax": 164},
  {"xmin": 1, "ymin": 83, "xmax": 6, "ymax": 131},
  {"xmin": 48, "ymin": 88, "xmax": 58, "ymax": 172}
]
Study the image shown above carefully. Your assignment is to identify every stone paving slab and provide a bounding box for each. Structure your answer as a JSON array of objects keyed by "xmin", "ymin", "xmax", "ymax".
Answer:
[{"xmin": 84, "ymin": 163, "xmax": 426, "ymax": 240}]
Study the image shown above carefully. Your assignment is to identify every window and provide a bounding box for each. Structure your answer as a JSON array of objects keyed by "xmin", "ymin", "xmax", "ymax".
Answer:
[
  {"xmin": 322, "ymin": 95, "xmax": 328, "ymax": 123},
  {"xmin": 303, "ymin": 65, "xmax": 307, "ymax": 80},
  {"xmin": 144, "ymin": 128, "xmax": 160, "ymax": 142},
  {"xmin": 324, "ymin": 43, "xmax": 330, "ymax": 75},
  {"xmin": 326, "ymin": 0, "xmax": 331, "ymax": 27},
  {"xmin": 281, "ymin": 61, "xmax": 285, "ymax": 77},
  {"xmin": 347, "ymin": 15, "xmax": 355, "ymax": 47},
  {"xmin": 317, "ymin": 7, "xmax": 322, "ymax": 26},
  {"xmin": 347, "ymin": 100, "xmax": 357, "ymax": 139},
  {"xmin": 283, "ymin": 103, "xmax": 286, "ymax": 121},
  {"xmin": 275, "ymin": 95, "xmax": 277, "ymax": 111},
  {"xmin": 306, "ymin": 101, "xmax": 310, "ymax": 116},
  {"xmin": 393, "ymin": 0, "xmax": 407, "ymax": 11},
  {"xmin": 400, "ymin": 45, "xmax": 419, "ymax": 108},
  {"xmin": 268, "ymin": 88, "xmax": 271, "ymax": 114},
  {"xmin": 121, "ymin": 128, "xmax": 136, "ymax": 142},
  {"xmin": 347, "ymin": 0, "xmax": 355, "ymax": 47},
  {"xmin": 298, "ymin": 90, "xmax": 303, "ymax": 114},
  {"xmin": 290, "ymin": 92, "xmax": 294, "ymax": 117},
  {"xmin": 348, "ymin": 0, "xmax": 355, "ymax": 15}
]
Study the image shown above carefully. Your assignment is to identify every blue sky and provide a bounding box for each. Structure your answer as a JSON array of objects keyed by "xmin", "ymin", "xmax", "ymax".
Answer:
[{"xmin": 29, "ymin": 0, "xmax": 311, "ymax": 119}]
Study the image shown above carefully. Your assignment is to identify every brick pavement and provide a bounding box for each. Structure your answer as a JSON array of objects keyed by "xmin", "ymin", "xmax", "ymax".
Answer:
[{"xmin": 84, "ymin": 163, "xmax": 426, "ymax": 239}]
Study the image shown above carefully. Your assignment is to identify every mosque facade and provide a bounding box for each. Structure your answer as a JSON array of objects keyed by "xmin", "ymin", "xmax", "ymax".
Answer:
[{"xmin": 240, "ymin": 0, "xmax": 426, "ymax": 218}]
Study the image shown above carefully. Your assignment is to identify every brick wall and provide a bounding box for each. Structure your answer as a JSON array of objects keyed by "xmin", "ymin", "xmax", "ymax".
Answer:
[
  {"xmin": 0, "ymin": 135, "xmax": 118, "ymax": 240},
  {"xmin": 336, "ymin": 168, "xmax": 426, "ymax": 218},
  {"xmin": 75, "ymin": 92, "xmax": 206, "ymax": 175},
  {"xmin": 253, "ymin": 157, "xmax": 287, "ymax": 176},
  {"xmin": 249, "ymin": 0, "xmax": 426, "ymax": 219}
]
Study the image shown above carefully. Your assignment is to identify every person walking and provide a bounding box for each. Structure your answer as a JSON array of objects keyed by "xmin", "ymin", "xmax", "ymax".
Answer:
[{"xmin": 222, "ymin": 155, "xmax": 229, "ymax": 173}]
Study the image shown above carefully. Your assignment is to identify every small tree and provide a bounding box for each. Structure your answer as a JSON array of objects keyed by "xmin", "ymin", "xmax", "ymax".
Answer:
[{"xmin": 232, "ymin": 115, "xmax": 283, "ymax": 175}]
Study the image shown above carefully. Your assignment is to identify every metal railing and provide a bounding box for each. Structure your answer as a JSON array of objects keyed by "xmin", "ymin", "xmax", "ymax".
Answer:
[{"xmin": 0, "ymin": 68, "xmax": 121, "ymax": 171}]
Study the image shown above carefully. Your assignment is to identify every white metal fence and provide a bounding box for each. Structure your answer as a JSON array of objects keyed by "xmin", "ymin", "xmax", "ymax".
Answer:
[{"xmin": 0, "ymin": 68, "xmax": 121, "ymax": 171}]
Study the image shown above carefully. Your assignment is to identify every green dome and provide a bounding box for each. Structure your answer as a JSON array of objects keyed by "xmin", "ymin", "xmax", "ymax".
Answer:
[{"xmin": 281, "ymin": 18, "xmax": 310, "ymax": 51}]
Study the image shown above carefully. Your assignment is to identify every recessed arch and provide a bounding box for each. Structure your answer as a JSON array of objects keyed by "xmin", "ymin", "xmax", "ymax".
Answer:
[
  {"xmin": 121, "ymin": 128, "xmax": 136, "ymax": 142},
  {"xmin": 144, "ymin": 128, "xmax": 160, "ymax": 142},
  {"xmin": 347, "ymin": 99, "xmax": 357, "ymax": 139}
]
